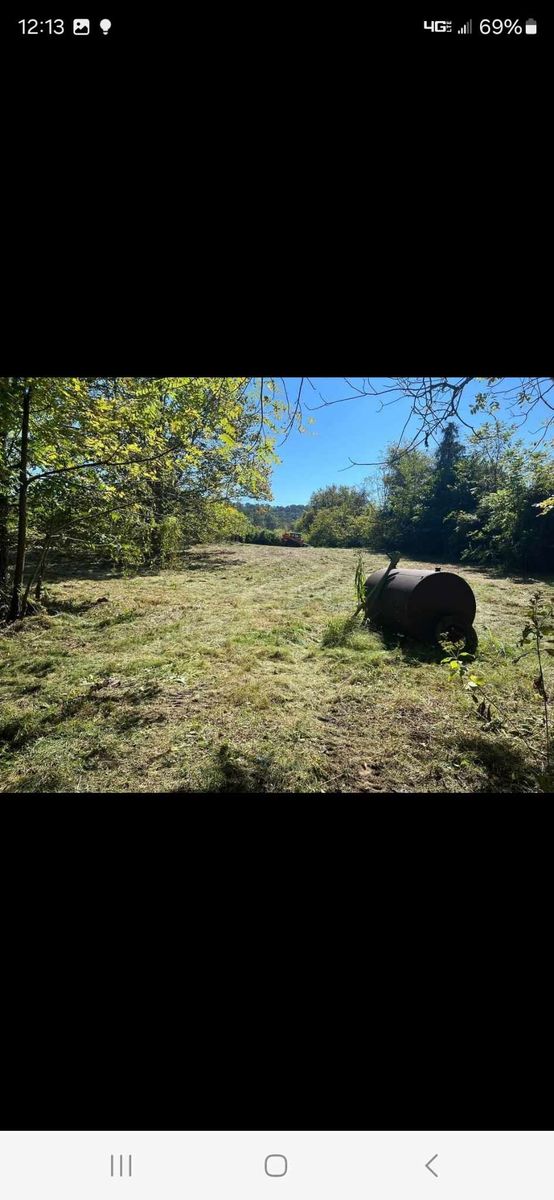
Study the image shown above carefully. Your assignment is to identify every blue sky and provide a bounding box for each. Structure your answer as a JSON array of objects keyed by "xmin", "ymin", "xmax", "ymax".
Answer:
[{"xmin": 256, "ymin": 377, "xmax": 544, "ymax": 506}]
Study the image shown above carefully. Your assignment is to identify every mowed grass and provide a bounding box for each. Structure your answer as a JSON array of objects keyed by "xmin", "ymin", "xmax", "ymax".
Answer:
[{"xmin": 1, "ymin": 544, "xmax": 553, "ymax": 793}]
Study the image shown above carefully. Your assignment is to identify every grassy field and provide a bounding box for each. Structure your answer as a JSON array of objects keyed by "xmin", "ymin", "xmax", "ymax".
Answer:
[{"xmin": 1, "ymin": 544, "xmax": 553, "ymax": 793}]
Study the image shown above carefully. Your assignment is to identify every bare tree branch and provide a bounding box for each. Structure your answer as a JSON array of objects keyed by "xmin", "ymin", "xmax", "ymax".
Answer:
[{"xmin": 277, "ymin": 377, "xmax": 305, "ymax": 447}]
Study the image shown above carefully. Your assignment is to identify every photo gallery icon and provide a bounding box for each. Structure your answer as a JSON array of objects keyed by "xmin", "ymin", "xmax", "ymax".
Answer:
[{"xmin": 73, "ymin": 18, "xmax": 90, "ymax": 34}]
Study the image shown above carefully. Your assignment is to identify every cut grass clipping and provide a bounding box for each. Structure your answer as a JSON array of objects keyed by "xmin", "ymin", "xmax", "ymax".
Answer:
[{"xmin": 1, "ymin": 544, "xmax": 552, "ymax": 793}]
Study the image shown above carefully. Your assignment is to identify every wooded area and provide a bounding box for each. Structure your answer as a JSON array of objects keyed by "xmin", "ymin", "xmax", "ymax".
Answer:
[
  {"xmin": 296, "ymin": 415, "xmax": 554, "ymax": 569},
  {"xmin": 235, "ymin": 503, "xmax": 306, "ymax": 529},
  {"xmin": 0, "ymin": 377, "xmax": 292, "ymax": 619}
]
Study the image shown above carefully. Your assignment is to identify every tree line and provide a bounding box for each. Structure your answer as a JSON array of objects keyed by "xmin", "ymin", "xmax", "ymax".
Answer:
[
  {"xmin": 296, "ymin": 410, "xmax": 554, "ymax": 571},
  {"xmin": 235, "ymin": 502, "xmax": 306, "ymax": 529}
]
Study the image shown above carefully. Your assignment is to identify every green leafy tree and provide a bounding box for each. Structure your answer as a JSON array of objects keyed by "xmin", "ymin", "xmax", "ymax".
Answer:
[
  {"xmin": 460, "ymin": 443, "xmax": 554, "ymax": 571},
  {"xmin": 203, "ymin": 503, "xmax": 251, "ymax": 543},
  {"xmin": 2, "ymin": 377, "xmax": 292, "ymax": 620},
  {"xmin": 243, "ymin": 527, "xmax": 281, "ymax": 545},
  {"xmin": 297, "ymin": 485, "xmax": 373, "ymax": 547},
  {"xmin": 424, "ymin": 423, "xmax": 466, "ymax": 558},
  {"xmin": 379, "ymin": 445, "xmax": 435, "ymax": 556}
]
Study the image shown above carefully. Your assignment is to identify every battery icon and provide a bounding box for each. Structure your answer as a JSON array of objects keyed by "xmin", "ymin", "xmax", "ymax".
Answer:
[{"xmin": 525, "ymin": 17, "xmax": 537, "ymax": 33}]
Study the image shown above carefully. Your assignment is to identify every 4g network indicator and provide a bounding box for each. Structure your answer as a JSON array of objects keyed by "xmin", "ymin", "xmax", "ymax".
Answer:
[{"xmin": 423, "ymin": 17, "xmax": 538, "ymax": 34}]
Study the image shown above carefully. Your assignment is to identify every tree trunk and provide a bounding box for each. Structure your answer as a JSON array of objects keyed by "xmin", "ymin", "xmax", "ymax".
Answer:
[
  {"xmin": 35, "ymin": 553, "xmax": 49, "ymax": 602},
  {"xmin": 0, "ymin": 383, "xmax": 9, "ymax": 598},
  {"xmin": 8, "ymin": 383, "xmax": 31, "ymax": 622},
  {"xmin": 0, "ymin": 477, "xmax": 7, "ymax": 599},
  {"xmin": 21, "ymin": 535, "xmax": 51, "ymax": 614},
  {"xmin": 149, "ymin": 474, "xmax": 164, "ymax": 565}
]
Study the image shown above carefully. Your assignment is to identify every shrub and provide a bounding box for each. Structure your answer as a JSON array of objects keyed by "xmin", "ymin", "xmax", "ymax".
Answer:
[{"xmin": 243, "ymin": 527, "xmax": 281, "ymax": 545}]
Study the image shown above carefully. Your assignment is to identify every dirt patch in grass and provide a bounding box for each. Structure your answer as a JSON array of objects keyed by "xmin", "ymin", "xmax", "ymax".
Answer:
[{"xmin": 1, "ymin": 545, "xmax": 553, "ymax": 793}]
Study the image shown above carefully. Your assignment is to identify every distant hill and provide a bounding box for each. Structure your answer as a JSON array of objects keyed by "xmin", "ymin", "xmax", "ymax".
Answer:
[{"xmin": 236, "ymin": 502, "xmax": 306, "ymax": 530}]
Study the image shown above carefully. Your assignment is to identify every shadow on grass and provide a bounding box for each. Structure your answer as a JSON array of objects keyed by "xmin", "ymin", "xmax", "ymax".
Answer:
[
  {"xmin": 181, "ymin": 549, "xmax": 246, "ymax": 571},
  {"xmin": 36, "ymin": 557, "xmax": 164, "ymax": 582},
  {"xmin": 2, "ymin": 770, "xmax": 67, "ymax": 794},
  {"xmin": 96, "ymin": 610, "xmax": 137, "ymax": 630},
  {"xmin": 477, "ymin": 566, "xmax": 554, "ymax": 586},
  {"xmin": 0, "ymin": 679, "xmax": 164, "ymax": 753},
  {"xmin": 41, "ymin": 600, "xmax": 137, "ymax": 629},
  {"xmin": 19, "ymin": 549, "xmax": 248, "ymax": 592},
  {"xmin": 376, "ymin": 626, "xmax": 455, "ymax": 665},
  {"xmin": 319, "ymin": 616, "xmax": 468, "ymax": 663},
  {"xmin": 451, "ymin": 732, "xmax": 541, "ymax": 793},
  {"xmin": 171, "ymin": 744, "xmax": 280, "ymax": 792},
  {"xmin": 43, "ymin": 596, "xmax": 111, "ymax": 616},
  {"xmin": 58, "ymin": 680, "xmax": 162, "ymax": 718},
  {"xmin": 15, "ymin": 657, "xmax": 56, "ymax": 677}
]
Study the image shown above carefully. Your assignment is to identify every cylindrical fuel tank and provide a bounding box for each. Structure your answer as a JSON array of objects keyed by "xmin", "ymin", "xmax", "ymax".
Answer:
[{"xmin": 365, "ymin": 567, "xmax": 476, "ymax": 642}]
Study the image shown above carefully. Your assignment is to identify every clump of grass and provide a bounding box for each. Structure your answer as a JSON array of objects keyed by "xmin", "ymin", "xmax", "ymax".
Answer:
[
  {"xmin": 321, "ymin": 614, "xmax": 361, "ymax": 648},
  {"xmin": 226, "ymin": 681, "xmax": 272, "ymax": 709},
  {"xmin": 96, "ymin": 608, "xmax": 138, "ymax": 629},
  {"xmin": 256, "ymin": 647, "xmax": 292, "ymax": 662},
  {"xmin": 477, "ymin": 630, "xmax": 520, "ymax": 662},
  {"xmin": 270, "ymin": 623, "xmax": 306, "ymax": 644},
  {"xmin": 0, "ymin": 703, "xmax": 48, "ymax": 750}
]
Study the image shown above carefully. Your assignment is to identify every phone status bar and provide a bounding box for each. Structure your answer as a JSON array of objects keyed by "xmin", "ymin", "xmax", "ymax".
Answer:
[{"xmin": 422, "ymin": 16, "xmax": 538, "ymax": 34}]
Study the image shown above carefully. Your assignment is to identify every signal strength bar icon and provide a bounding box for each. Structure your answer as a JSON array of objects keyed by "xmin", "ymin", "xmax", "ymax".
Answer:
[{"xmin": 457, "ymin": 18, "xmax": 472, "ymax": 33}]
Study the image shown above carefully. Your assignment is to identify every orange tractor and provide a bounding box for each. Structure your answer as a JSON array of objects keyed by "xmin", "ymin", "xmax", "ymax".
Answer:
[{"xmin": 280, "ymin": 530, "xmax": 308, "ymax": 547}]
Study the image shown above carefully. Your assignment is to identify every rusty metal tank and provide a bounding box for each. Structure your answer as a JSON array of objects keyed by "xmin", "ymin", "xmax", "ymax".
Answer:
[{"xmin": 365, "ymin": 565, "xmax": 477, "ymax": 646}]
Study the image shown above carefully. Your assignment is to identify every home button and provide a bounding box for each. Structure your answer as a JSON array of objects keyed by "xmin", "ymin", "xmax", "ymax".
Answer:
[{"xmin": 265, "ymin": 1155, "xmax": 288, "ymax": 1177}]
